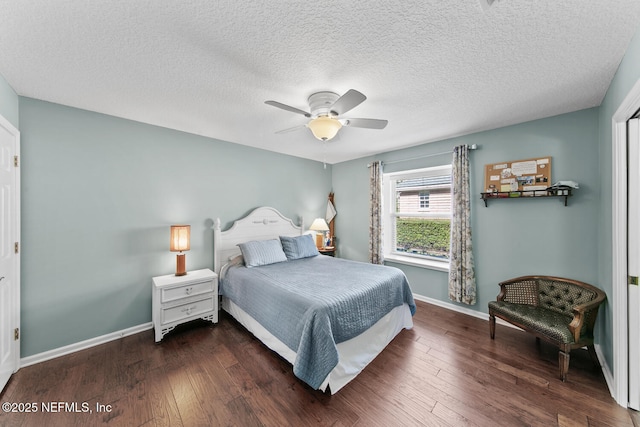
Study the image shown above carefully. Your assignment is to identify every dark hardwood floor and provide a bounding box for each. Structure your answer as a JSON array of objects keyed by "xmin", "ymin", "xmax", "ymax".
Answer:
[{"xmin": 1, "ymin": 300, "xmax": 638, "ymax": 426}]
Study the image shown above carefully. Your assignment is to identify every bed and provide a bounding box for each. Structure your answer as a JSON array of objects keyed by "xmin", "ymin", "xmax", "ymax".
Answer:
[{"xmin": 213, "ymin": 207, "xmax": 415, "ymax": 394}]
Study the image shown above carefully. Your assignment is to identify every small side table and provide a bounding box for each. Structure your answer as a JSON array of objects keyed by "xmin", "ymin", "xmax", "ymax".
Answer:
[
  {"xmin": 152, "ymin": 268, "xmax": 218, "ymax": 342},
  {"xmin": 319, "ymin": 246, "xmax": 336, "ymax": 257}
]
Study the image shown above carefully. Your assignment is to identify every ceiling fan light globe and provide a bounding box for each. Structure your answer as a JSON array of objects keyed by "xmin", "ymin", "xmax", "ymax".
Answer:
[{"xmin": 308, "ymin": 116, "xmax": 342, "ymax": 141}]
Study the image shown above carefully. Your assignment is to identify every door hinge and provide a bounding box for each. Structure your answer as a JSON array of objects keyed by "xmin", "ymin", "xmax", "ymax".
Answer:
[
  {"xmin": 14, "ymin": 242, "xmax": 18, "ymax": 254},
  {"xmin": 14, "ymin": 328, "xmax": 19, "ymax": 340},
  {"xmin": 13, "ymin": 156, "xmax": 18, "ymax": 167},
  {"xmin": 629, "ymin": 275, "xmax": 639, "ymax": 286}
]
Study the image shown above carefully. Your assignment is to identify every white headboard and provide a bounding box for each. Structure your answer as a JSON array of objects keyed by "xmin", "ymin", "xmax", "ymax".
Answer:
[{"xmin": 213, "ymin": 206, "xmax": 303, "ymax": 274}]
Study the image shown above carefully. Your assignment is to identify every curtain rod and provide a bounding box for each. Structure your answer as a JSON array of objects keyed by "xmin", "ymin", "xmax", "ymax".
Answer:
[{"xmin": 367, "ymin": 144, "xmax": 478, "ymax": 167}]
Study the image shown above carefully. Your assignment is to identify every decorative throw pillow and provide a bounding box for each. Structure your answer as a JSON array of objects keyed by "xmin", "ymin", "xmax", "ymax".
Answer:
[
  {"xmin": 279, "ymin": 234, "xmax": 319, "ymax": 260},
  {"xmin": 237, "ymin": 239, "xmax": 287, "ymax": 268}
]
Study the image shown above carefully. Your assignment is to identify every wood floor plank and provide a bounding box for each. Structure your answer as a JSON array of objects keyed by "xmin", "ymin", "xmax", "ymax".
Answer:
[
  {"xmin": 146, "ymin": 366, "xmax": 184, "ymax": 427},
  {"xmin": 558, "ymin": 412, "xmax": 588, "ymax": 427},
  {"xmin": 225, "ymin": 360, "xmax": 296, "ymax": 426},
  {"xmin": 166, "ymin": 365, "xmax": 211, "ymax": 426},
  {"xmin": 431, "ymin": 401, "xmax": 478, "ymax": 427}
]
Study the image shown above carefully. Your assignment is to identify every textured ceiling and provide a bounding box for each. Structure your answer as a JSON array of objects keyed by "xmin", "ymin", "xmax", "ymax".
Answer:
[{"xmin": 1, "ymin": 1, "xmax": 639, "ymax": 164}]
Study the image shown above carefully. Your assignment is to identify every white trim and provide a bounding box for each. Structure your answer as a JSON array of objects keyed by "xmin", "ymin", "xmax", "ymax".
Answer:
[
  {"xmin": 612, "ymin": 119, "xmax": 628, "ymax": 407},
  {"xmin": 13, "ymin": 122, "xmax": 19, "ymax": 375},
  {"xmin": 596, "ymin": 343, "xmax": 616, "ymax": 399},
  {"xmin": 628, "ymin": 118, "xmax": 640, "ymax": 410},
  {"xmin": 412, "ymin": 293, "xmax": 519, "ymax": 329},
  {"xmin": 385, "ymin": 254, "xmax": 450, "ymax": 272},
  {"xmin": 611, "ymin": 76, "xmax": 640, "ymax": 407},
  {"xmin": 382, "ymin": 164, "xmax": 453, "ymax": 266},
  {"xmin": 384, "ymin": 164, "xmax": 452, "ymax": 179},
  {"xmin": 20, "ymin": 323, "xmax": 153, "ymax": 368}
]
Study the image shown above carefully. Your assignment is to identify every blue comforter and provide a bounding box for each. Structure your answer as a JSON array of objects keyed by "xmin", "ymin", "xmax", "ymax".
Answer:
[{"xmin": 220, "ymin": 255, "xmax": 416, "ymax": 389}]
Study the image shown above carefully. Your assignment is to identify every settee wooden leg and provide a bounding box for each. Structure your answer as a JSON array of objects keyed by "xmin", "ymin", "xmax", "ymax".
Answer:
[
  {"xmin": 559, "ymin": 349, "xmax": 570, "ymax": 382},
  {"xmin": 489, "ymin": 314, "xmax": 495, "ymax": 339}
]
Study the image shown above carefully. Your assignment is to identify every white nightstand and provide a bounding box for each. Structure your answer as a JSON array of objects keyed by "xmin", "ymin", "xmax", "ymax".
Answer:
[{"xmin": 152, "ymin": 268, "xmax": 218, "ymax": 342}]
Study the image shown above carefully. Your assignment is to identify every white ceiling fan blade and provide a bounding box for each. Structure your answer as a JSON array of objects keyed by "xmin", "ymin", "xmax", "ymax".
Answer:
[
  {"xmin": 275, "ymin": 124, "xmax": 307, "ymax": 134},
  {"xmin": 265, "ymin": 100, "xmax": 311, "ymax": 117},
  {"xmin": 330, "ymin": 89, "xmax": 366, "ymax": 115},
  {"xmin": 341, "ymin": 118, "xmax": 388, "ymax": 129}
]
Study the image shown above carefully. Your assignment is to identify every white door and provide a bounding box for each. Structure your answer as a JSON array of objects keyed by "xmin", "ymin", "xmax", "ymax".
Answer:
[
  {"xmin": 0, "ymin": 115, "xmax": 19, "ymax": 392},
  {"xmin": 629, "ymin": 117, "xmax": 640, "ymax": 410}
]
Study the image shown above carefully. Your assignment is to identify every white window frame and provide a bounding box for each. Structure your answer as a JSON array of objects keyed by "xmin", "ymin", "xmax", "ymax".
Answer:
[
  {"xmin": 418, "ymin": 191, "xmax": 430, "ymax": 210},
  {"xmin": 382, "ymin": 164, "xmax": 452, "ymax": 272}
]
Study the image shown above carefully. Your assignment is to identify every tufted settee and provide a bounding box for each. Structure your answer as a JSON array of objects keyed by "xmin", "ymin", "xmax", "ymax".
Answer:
[{"xmin": 488, "ymin": 275, "xmax": 606, "ymax": 381}]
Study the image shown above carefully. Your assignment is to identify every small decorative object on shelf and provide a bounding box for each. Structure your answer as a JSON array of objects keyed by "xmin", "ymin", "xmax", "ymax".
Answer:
[{"xmin": 481, "ymin": 186, "xmax": 574, "ymax": 207}]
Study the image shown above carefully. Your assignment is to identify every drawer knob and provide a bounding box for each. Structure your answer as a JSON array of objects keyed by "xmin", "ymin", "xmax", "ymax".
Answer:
[
  {"xmin": 181, "ymin": 306, "xmax": 196, "ymax": 315},
  {"xmin": 185, "ymin": 287, "xmax": 192, "ymax": 294}
]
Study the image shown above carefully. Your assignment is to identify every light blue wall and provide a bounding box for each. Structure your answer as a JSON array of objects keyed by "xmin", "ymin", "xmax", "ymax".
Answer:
[
  {"xmin": 19, "ymin": 97, "xmax": 332, "ymax": 357},
  {"xmin": 333, "ymin": 107, "xmax": 600, "ymax": 316},
  {"xmin": 597, "ymin": 24, "xmax": 640, "ymax": 373},
  {"xmin": 0, "ymin": 73, "xmax": 18, "ymax": 128}
]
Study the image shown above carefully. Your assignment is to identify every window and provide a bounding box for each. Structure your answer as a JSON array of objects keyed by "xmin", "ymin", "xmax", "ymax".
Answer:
[
  {"xmin": 419, "ymin": 191, "xmax": 430, "ymax": 209},
  {"xmin": 382, "ymin": 165, "xmax": 452, "ymax": 270}
]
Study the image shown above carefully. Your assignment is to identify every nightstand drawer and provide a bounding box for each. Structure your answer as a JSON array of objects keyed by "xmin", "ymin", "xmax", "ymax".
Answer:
[
  {"xmin": 161, "ymin": 280, "xmax": 213, "ymax": 303},
  {"xmin": 161, "ymin": 296, "xmax": 215, "ymax": 324}
]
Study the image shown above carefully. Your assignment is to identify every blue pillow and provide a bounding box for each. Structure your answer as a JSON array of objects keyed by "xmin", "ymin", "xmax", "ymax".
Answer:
[
  {"xmin": 237, "ymin": 239, "xmax": 287, "ymax": 268},
  {"xmin": 279, "ymin": 235, "xmax": 319, "ymax": 260}
]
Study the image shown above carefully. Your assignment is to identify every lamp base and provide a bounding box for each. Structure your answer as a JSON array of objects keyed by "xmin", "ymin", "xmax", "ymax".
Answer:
[{"xmin": 175, "ymin": 253, "xmax": 186, "ymax": 276}]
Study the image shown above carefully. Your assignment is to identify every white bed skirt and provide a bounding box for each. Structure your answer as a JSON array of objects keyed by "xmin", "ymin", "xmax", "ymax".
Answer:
[{"xmin": 221, "ymin": 296, "xmax": 413, "ymax": 394}]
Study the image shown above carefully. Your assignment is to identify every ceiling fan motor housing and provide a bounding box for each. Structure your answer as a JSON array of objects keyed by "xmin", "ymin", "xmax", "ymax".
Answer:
[{"xmin": 308, "ymin": 91, "xmax": 340, "ymax": 118}]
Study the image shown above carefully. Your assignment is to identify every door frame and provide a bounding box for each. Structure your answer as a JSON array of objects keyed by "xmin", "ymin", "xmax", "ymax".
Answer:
[
  {"xmin": 0, "ymin": 112, "xmax": 20, "ymax": 391},
  {"xmin": 612, "ymin": 77, "xmax": 640, "ymax": 407}
]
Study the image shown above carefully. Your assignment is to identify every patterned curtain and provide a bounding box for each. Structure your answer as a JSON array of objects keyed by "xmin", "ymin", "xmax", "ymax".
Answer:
[
  {"xmin": 448, "ymin": 145, "xmax": 476, "ymax": 305},
  {"xmin": 369, "ymin": 161, "xmax": 383, "ymax": 264}
]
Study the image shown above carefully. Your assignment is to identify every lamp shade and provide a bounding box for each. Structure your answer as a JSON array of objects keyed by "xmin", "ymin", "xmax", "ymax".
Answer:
[
  {"xmin": 309, "ymin": 218, "xmax": 330, "ymax": 231},
  {"xmin": 170, "ymin": 225, "xmax": 190, "ymax": 252},
  {"xmin": 307, "ymin": 116, "xmax": 342, "ymax": 141}
]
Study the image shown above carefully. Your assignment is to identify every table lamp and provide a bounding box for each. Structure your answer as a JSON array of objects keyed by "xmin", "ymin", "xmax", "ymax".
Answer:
[
  {"xmin": 170, "ymin": 225, "xmax": 190, "ymax": 276},
  {"xmin": 309, "ymin": 218, "xmax": 329, "ymax": 249}
]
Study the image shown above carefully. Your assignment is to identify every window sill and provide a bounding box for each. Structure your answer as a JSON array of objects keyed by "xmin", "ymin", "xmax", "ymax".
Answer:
[{"xmin": 383, "ymin": 253, "xmax": 450, "ymax": 272}]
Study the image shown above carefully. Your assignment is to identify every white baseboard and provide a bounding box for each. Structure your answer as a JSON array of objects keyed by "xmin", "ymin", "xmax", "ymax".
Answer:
[
  {"xmin": 412, "ymin": 293, "xmax": 519, "ymax": 329},
  {"xmin": 20, "ymin": 322, "xmax": 153, "ymax": 368},
  {"xmin": 595, "ymin": 343, "xmax": 616, "ymax": 400}
]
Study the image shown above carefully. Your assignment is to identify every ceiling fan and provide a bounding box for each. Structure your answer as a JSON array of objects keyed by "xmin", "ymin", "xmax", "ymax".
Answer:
[{"xmin": 265, "ymin": 89, "xmax": 388, "ymax": 141}]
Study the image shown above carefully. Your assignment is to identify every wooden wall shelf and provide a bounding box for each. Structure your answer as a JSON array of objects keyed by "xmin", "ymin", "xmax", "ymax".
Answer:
[{"xmin": 480, "ymin": 188, "xmax": 573, "ymax": 207}]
